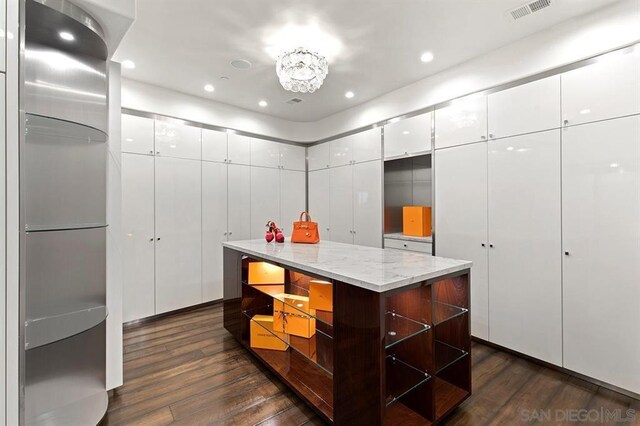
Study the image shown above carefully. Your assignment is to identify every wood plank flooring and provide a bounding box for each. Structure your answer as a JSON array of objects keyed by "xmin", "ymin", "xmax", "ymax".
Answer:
[{"xmin": 102, "ymin": 303, "xmax": 640, "ymax": 425}]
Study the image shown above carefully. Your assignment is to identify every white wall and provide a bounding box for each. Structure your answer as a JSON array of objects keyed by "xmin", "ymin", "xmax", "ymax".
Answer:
[
  {"xmin": 107, "ymin": 62, "xmax": 123, "ymax": 391},
  {"xmin": 121, "ymin": 78, "xmax": 310, "ymax": 141}
]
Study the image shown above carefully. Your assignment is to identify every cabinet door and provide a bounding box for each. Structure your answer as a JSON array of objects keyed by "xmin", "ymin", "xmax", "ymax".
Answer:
[
  {"xmin": 250, "ymin": 167, "xmax": 281, "ymax": 239},
  {"xmin": 308, "ymin": 143, "xmax": 330, "ymax": 171},
  {"xmin": 227, "ymin": 164, "xmax": 251, "ymax": 241},
  {"xmin": 562, "ymin": 51, "xmax": 640, "ymax": 127},
  {"xmin": 329, "ymin": 136, "xmax": 353, "ymax": 168},
  {"xmin": 488, "ymin": 130, "xmax": 562, "ymax": 366},
  {"xmin": 353, "ymin": 161, "xmax": 382, "ymax": 248},
  {"xmin": 435, "ymin": 94, "xmax": 487, "ymax": 149},
  {"xmin": 280, "ymin": 144, "xmax": 306, "ymax": 171},
  {"xmin": 202, "ymin": 161, "xmax": 227, "ymax": 302},
  {"xmin": 202, "ymin": 128, "xmax": 227, "ymax": 163},
  {"xmin": 488, "ymin": 75, "xmax": 560, "ymax": 139},
  {"xmin": 384, "ymin": 112, "xmax": 432, "ymax": 159},
  {"xmin": 352, "ymin": 128, "xmax": 382, "ymax": 163},
  {"xmin": 154, "ymin": 121, "xmax": 201, "ymax": 160},
  {"xmin": 309, "ymin": 169, "xmax": 331, "ymax": 240},
  {"xmin": 121, "ymin": 154, "xmax": 155, "ymax": 321},
  {"xmin": 280, "ymin": 170, "xmax": 306, "ymax": 237},
  {"xmin": 122, "ymin": 114, "xmax": 154, "ymax": 155},
  {"xmin": 155, "ymin": 157, "xmax": 202, "ymax": 314},
  {"xmin": 435, "ymin": 143, "xmax": 489, "ymax": 340},
  {"xmin": 329, "ymin": 166, "xmax": 354, "ymax": 244},
  {"xmin": 562, "ymin": 116, "xmax": 640, "ymax": 394},
  {"xmin": 251, "ymin": 138, "xmax": 281, "ymax": 169},
  {"xmin": 227, "ymin": 133, "xmax": 251, "ymax": 165}
]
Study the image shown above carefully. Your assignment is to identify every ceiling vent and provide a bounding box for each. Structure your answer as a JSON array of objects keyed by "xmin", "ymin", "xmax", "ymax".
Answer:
[
  {"xmin": 285, "ymin": 97, "xmax": 303, "ymax": 105},
  {"xmin": 509, "ymin": 0, "xmax": 551, "ymax": 20}
]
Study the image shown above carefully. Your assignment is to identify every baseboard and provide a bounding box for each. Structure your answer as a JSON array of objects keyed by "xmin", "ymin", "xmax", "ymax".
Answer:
[{"xmin": 123, "ymin": 299, "xmax": 223, "ymax": 329}]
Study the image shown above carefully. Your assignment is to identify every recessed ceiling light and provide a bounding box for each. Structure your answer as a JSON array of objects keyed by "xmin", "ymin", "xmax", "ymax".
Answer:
[
  {"xmin": 345, "ymin": 91, "xmax": 355, "ymax": 99},
  {"xmin": 121, "ymin": 59, "xmax": 135, "ymax": 69},
  {"xmin": 231, "ymin": 59, "xmax": 252, "ymax": 70},
  {"xmin": 507, "ymin": 146, "xmax": 514, "ymax": 151},
  {"xmin": 204, "ymin": 84, "xmax": 215, "ymax": 92},
  {"xmin": 579, "ymin": 109, "xmax": 591, "ymax": 115},
  {"xmin": 610, "ymin": 163, "xmax": 619, "ymax": 168},
  {"xmin": 59, "ymin": 31, "xmax": 74, "ymax": 41},
  {"xmin": 420, "ymin": 51, "xmax": 434, "ymax": 63},
  {"xmin": 402, "ymin": 131, "xmax": 410, "ymax": 135},
  {"xmin": 258, "ymin": 100, "xmax": 268, "ymax": 107}
]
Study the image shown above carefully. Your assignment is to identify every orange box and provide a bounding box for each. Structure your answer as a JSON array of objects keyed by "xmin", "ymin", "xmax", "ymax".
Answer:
[
  {"xmin": 273, "ymin": 294, "xmax": 316, "ymax": 338},
  {"xmin": 291, "ymin": 334, "xmax": 317, "ymax": 360},
  {"xmin": 403, "ymin": 206, "xmax": 432, "ymax": 237},
  {"xmin": 309, "ymin": 280, "xmax": 333, "ymax": 312},
  {"xmin": 248, "ymin": 262, "xmax": 285, "ymax": 285},
  {"xmin": 250, "ymin": 315, "xmax": 289, "ymax": 351}
]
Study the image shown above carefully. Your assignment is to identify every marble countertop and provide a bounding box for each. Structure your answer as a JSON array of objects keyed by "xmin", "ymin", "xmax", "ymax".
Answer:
[
  {"xmin": 222, "ymin": 239, "xmax": 471, "ymax": 293},
  {"xmin": 384, "ymin": 232, "xmax": 433, "ymax": 243}
]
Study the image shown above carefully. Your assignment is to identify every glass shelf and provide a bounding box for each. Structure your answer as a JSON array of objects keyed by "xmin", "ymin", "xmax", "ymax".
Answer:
[
  {"xmin": 385, "ymin": 355, "xmax": 431, "ymax": 407},
  {"xmin": 385, "ymin": 312, "xmax": 431, "ymax": 349},
  {"xmin": 242, "ymin": 306, "xmax": 333, "ymax": 375},
  {"xmin": 243, "ymin": 281, "xmax": 333, "ymax": 327},
  {"xmin": 433, "ymin": 301, "xmax": 468, "ymax": 325},
  {"xmin": 435, "ymin": 340, "xmax": 468, "ymax": 373}
]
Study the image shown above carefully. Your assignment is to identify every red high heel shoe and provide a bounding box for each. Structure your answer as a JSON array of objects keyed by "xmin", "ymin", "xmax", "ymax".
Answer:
[
  {"xmin": 265, "ymin": 221, "xmax": 275, "ymax": 242},
  {"xmin": 273, "ymin": 223, "xmax": 285, "ymax": 243}
]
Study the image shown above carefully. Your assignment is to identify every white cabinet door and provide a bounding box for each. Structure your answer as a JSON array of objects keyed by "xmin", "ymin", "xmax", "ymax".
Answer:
[
  {"xmin": 353, "ymin": 161, "xmax": 382, "ymax": 248},
  {"xmin": 309, "ymin": 169, "xmax": 331, "ymax": 241},
  {"xmin": 122, "ymin": 114, "xmax": 154, "ymax": 155},
  {"xmin": 329, "ymin": 166, "xmax": 354, "ymax": 244},
  {"xmin": 250, "ymin": 167, "xmax": 281, "ymax": 239},
  {"xmin": 435, "ymin": 143, "xmax": 489, "ymax": 340},
  {"xmin": 280, "ymin": 170, "xmax": 306, "ymax": 238},
  {"xmin": 121, "ymin": 154, "xmax": 155, "ymax": 321},
  {"xmin": 154, "ymin": 120, "xmax": 201, "ymax": 160},
  {"xmin": 562, "ymin": 116, "xmax": 640, "ymax": 394},
  {"xmin": 227, "ymin": 133, "xmax": 251, "ymax": 165},
  {"xmin": 227, "ymin": 164, "xmax": 251, "ymax": 241},
  {"xmin": 251, "ymin": 138, "xmax": 281, "ymax": 169},
  {"xmin": 202, "ymin": 128, "xmax": 227, "ymax": 163},
  {"xmin": 280, "ymin": 144, "xmax": 306, "ymax": 171},
  {"xmin": 488, "ymin": 75, "xmax": 560, "ymax": 139},
  {"xmin": 202, "ymin": 161, "xmax": 227, "ymax": 302},
  {"xmin": 154, "ymin": 157, "xmax": 202, "ymax": 314},
  {"xmin": 435, "ymin": 94, "xmax": 487, "ymax": 149},
  {"xmin": 308, "ymin": 143, "xmax": 330, "ymax": 171},
  {"xmin": 488, "ymin": 130, "xmax": 562, "ymax": 366},
  {"xmin": 384, "ymin": 112, "xmax": 432, "ymax": 159},
  {"xmin": 329, "ymin": 136, "xmax": 353, "ymax": 167},
  {"xmin": 352, "ymin": 128, "xmax": 382, "ymax": 163},
  {"xmin": 562, "ymin": 51, "xmax": 640, "ymax": 127}
]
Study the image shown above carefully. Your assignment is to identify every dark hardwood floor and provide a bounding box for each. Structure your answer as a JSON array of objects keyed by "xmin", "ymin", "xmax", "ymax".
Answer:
[{"xmin": 103, "ymin": 303, "xmax": 640, "ymax": 425}]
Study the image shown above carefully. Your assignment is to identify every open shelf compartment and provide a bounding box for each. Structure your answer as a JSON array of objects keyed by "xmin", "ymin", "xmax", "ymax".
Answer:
[
  {"xmin": 435, "ymin": 340, "xmax": 468, "ymax": 373},
  {"xmin": 385, "ymin": 311, "xmax": 431, "ymax": 350},
  {"xmin": 385, "ymin": 355, "xmax": 431, "ymax": 407}
]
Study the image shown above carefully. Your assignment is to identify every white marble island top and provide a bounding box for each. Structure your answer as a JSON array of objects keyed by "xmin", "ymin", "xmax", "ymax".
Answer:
[{"xmin": 222, "ymin": 239, "xmax": 471, "ymax": 293}]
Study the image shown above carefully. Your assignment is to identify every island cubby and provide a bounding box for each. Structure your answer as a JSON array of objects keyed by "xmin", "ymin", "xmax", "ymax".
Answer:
[{"xmin": 223, "ymin": 244, "xmax": 471, "ymax": 425}]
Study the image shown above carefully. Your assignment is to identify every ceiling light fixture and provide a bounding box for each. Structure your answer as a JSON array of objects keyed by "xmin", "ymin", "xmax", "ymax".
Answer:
[
  {"xmin": 420, "ymin": 51, "xmax": 434, "ymax": 63},
  {"xmin": 276, "ymin": 47, "xmax": 328, "ymax": 93},
  {"xmin": 59, "ymin": 31, "xmax": 74, "ymax": 41},
  {"xmin": 121, "ymin": 59, "xmax": 135, "ymax": 69},
  {"xmin": 345, "ymin": 91, "xmax": 354, "ymax": 99},
  {"xmin": 204, "ymin": 84, "xmax": 215, "ymax": 92},
  {"xmin": 231, "ymin": 59, "xmax": 252, "ymax": 70},
  {"xmin": 258, "ymin": 100, "xmax": 268, "ymax": 107}
]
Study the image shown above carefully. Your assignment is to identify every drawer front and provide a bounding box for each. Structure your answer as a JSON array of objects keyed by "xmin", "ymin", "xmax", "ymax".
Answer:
[{"xmin": 384, "ymin": 238, "xmax": 432, "ymax": 254}]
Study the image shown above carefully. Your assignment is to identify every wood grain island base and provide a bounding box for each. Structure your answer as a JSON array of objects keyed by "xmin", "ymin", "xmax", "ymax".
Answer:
[{"xmin": 223, "ymin": 240, "xmax": 472, "ymax": 425}]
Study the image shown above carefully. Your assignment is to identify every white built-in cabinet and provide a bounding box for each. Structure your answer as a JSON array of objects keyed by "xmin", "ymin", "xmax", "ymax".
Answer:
[
  {"xmin": 383, "ymin": 112, "xmax": 431, "ymax": 159},
  {"xmin": 202, "ymin": 160, "xmax": 227, "ymax": 302},
  {"xmin": 308, "ymin": 142, "xmax": 330, "ymax": 171},
  {"xmin": 227, "ymin": 133, "xmax": 251, "ymax": 165},
  {"xmin": 280, "ymin": 170, "xmax": 307, "ymax": 233},
  {"xmin": 121, "ymin": 114, "xmax": 154, "ymax": 155},
  {"xmin": 329, "ymin": 165, "xmax": 353, "ymax": 244},
  {"xmin": 308, "ymin": 168, "xmax": 331, "ymax": 240},
  {"xmin": 562, "ymin": 115, "xmax": 640, "ymax": 394},
  {"xmin": 251, "ymin": 138, "xmax": 306, "ymax": 171},
  {"xmin": 202, "ymin": 127, "xmax": 227, "ymax": 162},
  {"xmin": 250, "ymin": 167, "xmax": 280, "ymax": 238},
  {"xmin": 352, "ymin": 161, "xmax": 383, "ymax": 247},
  {"xmin": 434, "ymin": 94, "xmax": 487, "ymax": 149},
  {"xmin": 227, "ymin": 164, "xmax": 251, "ymax": 241},
  {"xmin": 154, "ymin": 120, "xmax": 201, "ymax": 160}
]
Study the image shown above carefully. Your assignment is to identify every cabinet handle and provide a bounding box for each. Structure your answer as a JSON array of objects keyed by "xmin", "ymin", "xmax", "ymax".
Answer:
[
  {"xmin": 149, "ymin": 238, "xmax": 154, "ymax": 242},
  {"xmin": 156, "ymin": 151, "xmax": 160, "ymax": 155},
  {"xmin": 489, "ymin": 134, "xmax": 494, "ymax": 139},
  {"xmin": 481, "ymin": 243, "xmax": 486, "ymax": 247},
  {"xmin": 564, "ymin": 251, "xmax": 570, "ymax": 256},
  {"xmin": 326, "ymin": 227, "xmax": 330, "ymax": 231},
  {"xmin": 489, "ymin": 244, "xmax": 494, "ymax": 248},
  {"xmin": 564, "ymin": 120, "xmax": 569, "ymax": 126},
  {"xmin": 229, "ymin": 232, "xmax": 233, "ymax": 235},
  {"xmin": 149, "ymin": 150, "xmax": 153, "ymax": 154},
  {"xmin": 223, "ymin": 232, "xmax": 227, "ymax": 236},
  {"xmin": 403, "ymin": 243, "xmax": 408, "ymax": 248},
  {"xmin": 157, "ymin": 237, "xmax": 161, "ymax": 241},
  {"xmin": 481, "ymin": 136, "xmax": 486, "ymax": 140}
]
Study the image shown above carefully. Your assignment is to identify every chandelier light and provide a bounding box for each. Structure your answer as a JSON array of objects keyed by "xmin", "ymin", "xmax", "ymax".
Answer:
[{"xmin": 276, "ymin": 47, "xmax": 328, "ymax": 93}]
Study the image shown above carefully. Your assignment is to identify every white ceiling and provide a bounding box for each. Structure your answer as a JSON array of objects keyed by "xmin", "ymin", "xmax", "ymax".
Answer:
[{"xmin": 114, "ymin": 0, "xmax": 618, "ymax": 122}]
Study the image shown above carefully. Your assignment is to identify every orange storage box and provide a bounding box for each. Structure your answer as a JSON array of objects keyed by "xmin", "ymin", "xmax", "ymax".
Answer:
[
  {"xmin": 250, "ymin": 315, "xmax": 289, "ymax": 351},
  {"xmin": 273, "ymin": 294, "xmax": 316, "ymax": 338},
  {"xmin": 402, "ymin": 206, "xmax": 432, "ymax": 237},
  {"xmin": 248, "ymin": 262, "xmax": 285, "ymax": 285},
  {"xmin": 309, "ymin": 280, "xmax": 333, "ymax": 312}
]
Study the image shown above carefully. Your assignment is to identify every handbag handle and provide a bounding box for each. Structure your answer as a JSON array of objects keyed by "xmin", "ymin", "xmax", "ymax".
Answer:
[{"xmin": 298, "ymin": 211, "xmax": 312, "ymax": 222}]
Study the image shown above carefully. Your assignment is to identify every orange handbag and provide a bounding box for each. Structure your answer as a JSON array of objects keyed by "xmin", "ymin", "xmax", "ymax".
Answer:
[{"xmin": 291, "ymin": 211, "xmax": 320, "ymax": 244}]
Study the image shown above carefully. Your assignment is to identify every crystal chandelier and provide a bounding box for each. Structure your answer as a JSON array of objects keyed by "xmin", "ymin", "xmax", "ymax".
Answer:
[{"xmin": 276, "ymin": 47, "xmax": 328, "ymax": 93}]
